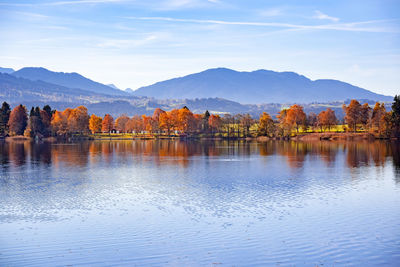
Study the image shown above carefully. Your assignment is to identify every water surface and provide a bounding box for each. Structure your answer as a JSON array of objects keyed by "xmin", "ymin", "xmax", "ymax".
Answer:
[{"xmin": 1, "ymin": 140, "xmax": 399, "ymax": 266}]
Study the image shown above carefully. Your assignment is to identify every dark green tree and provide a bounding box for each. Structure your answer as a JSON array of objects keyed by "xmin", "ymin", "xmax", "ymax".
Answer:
[
  {"xmin": 28, "ymin": 106, "xmax": 44, "ymax": 136},
  {"xmin": 0, "ymin": 102, "xmax": 11, "ymax": 136},
  {"xmin": 392, "ymin": 95, "xmax": 400, "ymax": 137},
  {"xmin": 43, "ymin": 105, "xmax": 53, "ymax": 117},
  {"xmin": 203, "ymin": 110, "xmax": 210, "ymax": 132}
]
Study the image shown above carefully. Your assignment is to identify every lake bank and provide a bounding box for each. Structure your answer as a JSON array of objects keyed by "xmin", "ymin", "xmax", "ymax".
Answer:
[{"xmin": 3, "ymin": 132, "xmax": 397, "ymax": 142}]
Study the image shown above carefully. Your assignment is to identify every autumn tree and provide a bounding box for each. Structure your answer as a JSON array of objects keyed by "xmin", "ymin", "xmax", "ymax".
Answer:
[
  {"xmin": 343, "ymin": 100, "xmax": 362, "ymax": 132},
  {"xmin": 159, "ymin": 112, "xmax": 173, "ymax": 135},
  {"xmin": 360, "ymin": 103, "xmax": 371, "ymax": 130},
  {"xmin": 51, "ymin": 111, "xmax": 68, "ymax": 136},
  {"xmin": 223, "ymin": 114, "xmax": 234, "ymax": 138},
  {"xmin": 193, "ymin": 114, "xmax": 203, "ymax": 133},
  {"xmin": 371, "ymin": 102, "xmax": 386, "ymax": 133},
  {"xmin": 178, "ymin": 108, "xmax": 195, "ymax": 133},
  {"xmin": 89, "ymin": 114, "xmax": 102, "ymax": 134},
  {"xmin": 0, "ymin": 102, "xmax": 11, "ymax": 136},
  {"xmin": 68, "ymin": 106, "xmax": 89, "ymax": 134},
  {"xmin": 8, "ymin": 104, "xmax": 28, "ymax": 136},
  {"xmin": 276, "ymin": 109, "xmax": 289, "ymax": 136},
  {"xmin": 169, "ymin": 109, "xmax": 180, "ymax": 133},
  {"xmin": 286, "ymin": 104, "xmax": 306, "ymax": 133},
  {"xmin": 317, "ymin": 108, "xmax": 337, "ymax": 132},
  {"xmin": 127, "ymin": 115, "xmax": 144, "ymax": 134},
  {"xmin": 152, "ymin": 108, "xmax": 165, "ymax": 133},
  {"xmin": 208, "ymin": 114, "xmax": 222, "ymax": 135},
  {"xmin": 240, "ymin": 114, "xmax": 253, "ymax": 137},
  {"xmin": 142, "ymin": 115, "xmax": 154, "ymax": 133},
  {"xmin": 102, "ymin": 114, "xmax": 114, "ymax": 133},
  {"xmin": 258, "ymin": 112, "xmax": 275, "ymax": 137},
  {"xmin": 306, "ymin": 112, "xmax": 317, "ymax": 132},
  {"xmin": 115, "ymin": 115, "xmax": 130, "ymax": 133}
]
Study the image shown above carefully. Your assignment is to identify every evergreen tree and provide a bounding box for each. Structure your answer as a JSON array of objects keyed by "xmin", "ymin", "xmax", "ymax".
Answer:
[
  {"xmin": 203, "ymin": 110, "xmax": 210, "ymax": 132},
  {"xmin": 43, "ymin": 105, "xmax": 53, "ymax": 117},
  {"xmin": 28, "ymin": 106, "xmax": 44, "ymax": 136},
  {"xmin": 392, "ymin": 95, "xmax": 400, "ymax": 137},
  {"xmin": 0, "ymin": 102, "xmax": 11, "ymax": 136}
]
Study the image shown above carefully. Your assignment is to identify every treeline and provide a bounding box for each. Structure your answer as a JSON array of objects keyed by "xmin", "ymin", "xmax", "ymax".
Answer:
[{"xmin": 0, "ymin": 96, "xmax": 399, "ymax": 139}]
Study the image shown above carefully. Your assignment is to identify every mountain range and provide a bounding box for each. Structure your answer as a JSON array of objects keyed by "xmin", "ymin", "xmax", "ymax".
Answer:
[
  {"xmin": 11, "ymin": 67, "xmax": 127, "ymax": 96},
  {"xmin": 133, "ymin": 68, "xmax": 392, "ymax": 103},
  {"xmin": 0, "ymin": 66, "xmax": 393, "ymax": 118}
]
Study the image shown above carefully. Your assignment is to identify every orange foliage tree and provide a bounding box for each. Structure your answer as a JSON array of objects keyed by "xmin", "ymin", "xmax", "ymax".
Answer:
[
  {"xmin": 115, "ymin": 115, "xmax": 130, "ymax": 133},
  {"xmin": 102, "ymin": 114, "xmax": 114, "ymax": 133},
  {"xmin": 286, "ymin": 104, "xmax": 306, "ymax": 133},
  {"xmin": 51, "ymin": 111, "xmax": 68, "ymax": 135},
  {"xmin": 8, "ymin": 104, "xmax": 28, "ymax": 136},
  {"xmin": 343, "ymin": 100, "xmax": 362, "ymax": 132},
  {"xmin": 68, "ymin": 106, "xmax": 89, "ymax": 134},
  {"xmin": 142, "ymin": 115, "xmax": 154, "ymax": 133},
  {"xmin": 89, "ymin": 114, "xmax": 102, "ymax": 134},
  {"xmin": 127, "ymin": 115, "xmax": 144, "ymax": 133},
  {"xmin": 178, "ymin": 107, "xmax": 195, "ymax": 133},
  {"xmin": 317, "ymin": 108, "xmax": 337, "ymax": 132},
  {"xmin": 159, "ymin": 112, "xmax": 173, "ymax": 135},
  {"xmin": 258, "ymin": 112, "xmax": 275, "ymax": 137},
  {"xmin": 208, "ymin": 114, "xmax": 222, "ymax": 134}
]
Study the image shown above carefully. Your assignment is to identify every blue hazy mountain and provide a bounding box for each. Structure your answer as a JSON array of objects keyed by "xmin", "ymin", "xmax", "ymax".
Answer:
[
  {"xmin": 12, "ymin": 67, "xmax": 127, "ymax": 96},
  {"xmin": 0, "ymin": 67, "xmax": 15, "ymax": 74},
  {"xmin": 0, "ymin": 72, "xmax": 107, "ymax": 103},
  {"xmin": 133, "ymin": 68, "xmax": 392, "ymax": 103}
]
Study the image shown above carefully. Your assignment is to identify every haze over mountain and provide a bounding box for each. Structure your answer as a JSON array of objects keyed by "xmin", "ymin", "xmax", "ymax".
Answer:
[
  {"xmin": 0, "ymin": 67, "xmax": 15, "ymax": 74},
  {"xmin": 12, "ymin": 67, "xmax": 127, "ymax": 96},
  {"xmin": 0, "ymin": 66, "xmax": 394, "ymax": 118},
  {"xmin": 0, "ymin": 72, "xmax": 111, "ymax": 103},
  {"xmin": 133, "ymin": 68, "xmax": 392, "ymax": 103}
]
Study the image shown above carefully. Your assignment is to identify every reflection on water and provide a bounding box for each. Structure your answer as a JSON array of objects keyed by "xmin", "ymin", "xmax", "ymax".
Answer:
[
  {"xmin": 1, "ymin": 140, "xmax": 399, "ymax": 172},
  {"xmin": 0, "ymin": 140, "xmax": 399, "ymax": 266}
]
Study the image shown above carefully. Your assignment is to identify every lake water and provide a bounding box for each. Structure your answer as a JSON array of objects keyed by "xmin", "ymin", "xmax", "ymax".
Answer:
[{"xmin": 0, "ymin": 140, "xmax": 399, "ymax": 266}]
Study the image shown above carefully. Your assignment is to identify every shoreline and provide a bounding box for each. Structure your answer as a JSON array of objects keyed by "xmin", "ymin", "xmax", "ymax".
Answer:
[{"xmin": 2, "ymin": 132, "xmax": 397, "ymax": 142}]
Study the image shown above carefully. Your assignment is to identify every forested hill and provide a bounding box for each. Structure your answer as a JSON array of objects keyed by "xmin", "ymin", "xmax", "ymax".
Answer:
[{"xmin": 133, "ymin": 68, "xmax": 392, "ymax": 104}]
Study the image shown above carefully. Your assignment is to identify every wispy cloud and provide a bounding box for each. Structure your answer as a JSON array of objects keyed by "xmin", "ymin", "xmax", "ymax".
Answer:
[
  {"xmin": 0, "ymin": 0, "xmax": 124, "ymax": 6},
  {"xmin": 259, "ymin": 8, "xmax": 283, "ymax": 17},
  {"xmin": 154, "ymin": 0, "xmax": 221, "ymax": 10},
  {"xmin": 96, "ymin": 33, "xmax": 168, "ymax": 49},
  {"xmin": 46, "ymin": 0, "xmax": 129, "ymax": 5},
  {"xmin": 313, "ymin": 10, "xmax": 339, "ymax": 22},
  {"xmin": 124, "ymin": 16, "xmax": 399, "ymax": 33}
]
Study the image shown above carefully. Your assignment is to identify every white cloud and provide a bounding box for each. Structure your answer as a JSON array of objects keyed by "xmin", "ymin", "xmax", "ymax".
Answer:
[
  {"xmin": 153, "ymin": 0, "xmax": 221, "ymax": 10},
  {"xmin": 259, "ymin": 8, "xmax": 282, "ymax": 17},
  {"xmin": 96, "ymin": 33, "xmax": 167, "ymax": 49},
  {"xmin": 313, "ymin": 10, "xmax": 339, "ymax": 22},
  {"xmin": 124, "ymin": 16, "xmax": 399, "ymax": 33}
]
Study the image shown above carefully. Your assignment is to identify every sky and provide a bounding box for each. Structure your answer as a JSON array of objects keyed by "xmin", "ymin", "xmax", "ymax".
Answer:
[{"xmin": 0, "ymin": 0, "xmax": 399, "ymax": 96}]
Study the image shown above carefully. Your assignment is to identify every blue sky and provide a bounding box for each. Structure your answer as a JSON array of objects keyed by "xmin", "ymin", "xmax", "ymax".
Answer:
[{"xmin": 0, "ymin": 0, "xmax": 399, "ymax": 96}]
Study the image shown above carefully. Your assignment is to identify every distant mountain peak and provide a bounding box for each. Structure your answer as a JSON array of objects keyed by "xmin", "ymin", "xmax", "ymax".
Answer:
[
  {"xmin": 133, "ymin": 67, "xmax": 392, "ymax": 104},
  {"xmin": 12, "ymin": 67, "xmax": 127, "ymax": 96},
  {"xmin": 107, "ymin": 83, "xmax": 120, "ymax": 90}
]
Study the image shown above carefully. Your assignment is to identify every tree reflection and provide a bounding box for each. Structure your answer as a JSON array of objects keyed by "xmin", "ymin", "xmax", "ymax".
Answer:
[{"xmin": 0, "ymin": 140, "xmax": 398, "ymax": 179}]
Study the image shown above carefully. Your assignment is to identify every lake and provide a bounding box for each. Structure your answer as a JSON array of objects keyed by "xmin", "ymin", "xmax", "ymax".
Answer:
[{"xmin": 0, "ymin": 140, "xmax": 399, "ymax": 266}]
